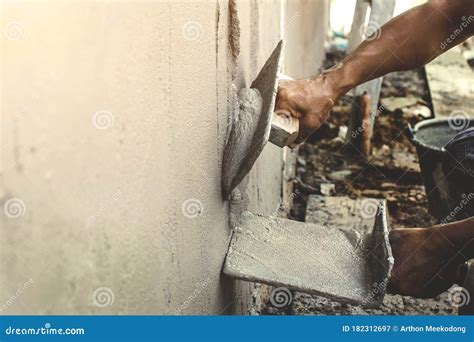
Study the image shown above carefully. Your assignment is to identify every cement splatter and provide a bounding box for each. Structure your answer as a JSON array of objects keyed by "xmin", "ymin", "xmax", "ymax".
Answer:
[
  {"xmin": 221, "ymin": 41, "xmax": 283, "ymax": 200},
  {"xmin": 228, "ymin": 0, "xmax": 240, "ymax": 79}
]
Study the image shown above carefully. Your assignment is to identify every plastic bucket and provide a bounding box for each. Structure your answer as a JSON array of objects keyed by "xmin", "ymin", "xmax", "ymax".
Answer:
[{"xmin": 408, "ymin": 118, "xmax": 474, "ymax": 221}]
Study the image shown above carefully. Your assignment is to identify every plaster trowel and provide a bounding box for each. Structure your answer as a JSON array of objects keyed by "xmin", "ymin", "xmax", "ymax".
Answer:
[
  {"xmin": 221, "ymin": 40, "xmax": 299, "ymax": 200},
  {"xmin": 221, "ymin": 41, "xmax": 394, "ymax": 306},
  {"xmin": 224, "ymin": 200, "xmax": 394, "ymax": 306}
]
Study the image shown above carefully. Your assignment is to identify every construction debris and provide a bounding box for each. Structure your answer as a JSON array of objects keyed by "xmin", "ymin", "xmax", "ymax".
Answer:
[
  {"xmin": 306, "ymin": 196, "xmax": 381, "ymax": 234},
  {"xmin": 259, "ymin": 57, "xmax": 457, "ymax": 316},
  {"xmin": 380, "ymin": 96, "xmax": 420, "ymax": 111},
  {"xmin": 320, "ymin": 183, "xmax": 335, "ymax": 196}
]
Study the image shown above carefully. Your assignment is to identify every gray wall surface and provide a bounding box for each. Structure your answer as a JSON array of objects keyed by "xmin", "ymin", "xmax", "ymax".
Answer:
[{"xmin": 0, "ymin": 0, "xmax": 328, "ymax": 314}]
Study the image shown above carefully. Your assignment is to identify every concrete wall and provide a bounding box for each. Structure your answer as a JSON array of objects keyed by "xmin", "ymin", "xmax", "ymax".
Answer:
[
  {"xmin": 0, "ymin": 0, "xmax": 328, "ymax": 315},
  {"xmin": 284, "ymin": 0, "xmax": 330, "ymax": 79}
]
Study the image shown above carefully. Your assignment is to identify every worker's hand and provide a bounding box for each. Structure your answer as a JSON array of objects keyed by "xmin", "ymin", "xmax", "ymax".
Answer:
[
  {"xmin": 275, "ymin": 74, "xmax": 337, "ymax": 145},
  {"xmin": 387, "ymin": 227, "xmax": 463, "ymax": 298}
]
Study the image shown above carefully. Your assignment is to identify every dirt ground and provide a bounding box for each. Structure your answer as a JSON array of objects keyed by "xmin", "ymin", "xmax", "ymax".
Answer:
[{"xmin": 260, "ymin": 49, "xmax": 458, "ymax": 315}]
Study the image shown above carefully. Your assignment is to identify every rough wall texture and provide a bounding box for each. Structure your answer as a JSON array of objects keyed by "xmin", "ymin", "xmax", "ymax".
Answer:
[
  {"xmin": 1, "ymin": 0, "xmax": 327, "ymax": 315},
  {"xmin": 284, "ymin": 0, "xmax": 330, "ymax": 78}
]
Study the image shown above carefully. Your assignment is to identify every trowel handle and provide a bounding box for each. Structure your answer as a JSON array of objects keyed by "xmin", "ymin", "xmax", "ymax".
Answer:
[
  {"xmin": 269, "ymin": 110, "xmax": 299, "ymax": 147},
  {"xmin": 269, "ymin": 74, "xmax": 299, "ymax": 148},
  {"xmin": 278, "ymin": 73, "xmax": 293, "ymax": 81}
]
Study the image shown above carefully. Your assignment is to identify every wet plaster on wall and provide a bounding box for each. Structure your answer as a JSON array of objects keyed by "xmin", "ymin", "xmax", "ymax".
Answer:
[
  {"xmin": 2, "ymin": 0, "xmax": 232, "ymax": 315},
  {"xmin": 225, "ymin": 0, "xmax": 330, "ymax": 311},
  {"xmin": 249, "ymin": 1, "xmax": 260, "ymax": 79},
  {"xmin": 241, "ymin": 0, "xmax": 282, "ymax": 218},
  {"xmin": 228, "ymin": 0, "xmax": 240, "ymax": 80},
  {"xmin": 1, "ymin": 0, "xmax": 289, "ymax": 316},
  {"xmin": 225, "ymin": 0, "xmax": 241, "ymax": 149},
  {"xmin": 224, "ymin": 0, "xmax": 272, "ymax": 229},
  {"xmin": 224, "ymin": 0, "xmax": 255, "ymax": 314},
  {"xmin": 222, "ymin": 0, "xmax": 285, "ymax": 313},
  {"xmin": 216, "ymin": 1, "xmax": 221, "ymax": 169}
]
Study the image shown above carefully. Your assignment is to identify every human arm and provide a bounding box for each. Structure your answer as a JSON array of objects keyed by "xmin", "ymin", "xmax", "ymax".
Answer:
[{"xmin": 276, "ymin": 0, "xmax": 474, "ymax": 143}]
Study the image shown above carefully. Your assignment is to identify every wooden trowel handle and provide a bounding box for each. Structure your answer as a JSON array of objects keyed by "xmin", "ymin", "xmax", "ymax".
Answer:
[
  {"xmin": 269, "ymin": 74, "xmax": 299, "ymax": 147},
  {"xmin": 269, "ymin": 110, "xmax": 299, "ymax": 147}
]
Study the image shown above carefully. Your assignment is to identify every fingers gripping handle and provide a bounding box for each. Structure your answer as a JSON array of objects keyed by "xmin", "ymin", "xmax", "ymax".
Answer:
[
  {"xmin": 269, "ymin": 74, "xmax": 299, "ymax": 147},
  {"xmin": 269, "ymin": 111, "xmax": 299, "ymax": 147}
]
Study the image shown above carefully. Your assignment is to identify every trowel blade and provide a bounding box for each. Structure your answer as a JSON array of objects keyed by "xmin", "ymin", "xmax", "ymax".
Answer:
[
  {"xmin": 223, "ymin": 201, "xmax": 393, "ymax": 306},
  {"xmin": 221, "ymin": 40, "xmax": 284, "ymax": 200}
]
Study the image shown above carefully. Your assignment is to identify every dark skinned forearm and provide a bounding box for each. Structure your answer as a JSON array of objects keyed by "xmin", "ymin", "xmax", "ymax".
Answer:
[
  {"xmin": 437, "ymin": 217, "xmax": 474, "ymax": 262},
  {"xmin": 324, "ymin": 0, "xmax": 474, "ymax": 98},
  {"xmin": 275, "ymin": 0, "xmax": 474, "ymax": 143}
]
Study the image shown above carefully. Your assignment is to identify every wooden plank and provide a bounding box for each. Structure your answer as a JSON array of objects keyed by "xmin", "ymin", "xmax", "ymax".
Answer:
[
  {"xmin": 347, "ymin": 0, "xmax": 396, "ymax": 152},
  {"xmin": 425, "ymin": 49, "xmax": 474, "ymax": 118},
  {"xmin": 347, "ymin": 0, "xmax": 370, "ymax": 52}
]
